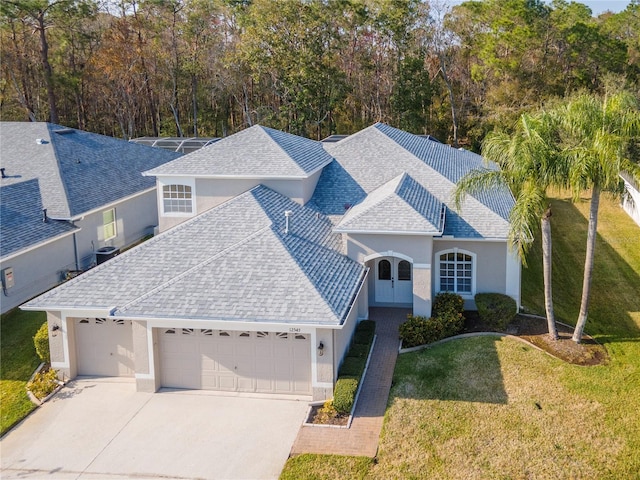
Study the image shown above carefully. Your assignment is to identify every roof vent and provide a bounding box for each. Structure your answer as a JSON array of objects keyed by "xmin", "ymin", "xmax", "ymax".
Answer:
[
  {"xmin": 284, "ymin": 210, "xmax": 293, "ymax": 234},
  {"xmin": 344, "ymin": 203, "xmax": 352, "ymax": 211},
  {"xmin": 0, "ymin": 168, "xmax": 6, "ymax": 178},
  {"xmin": 42, "ymin": 208, "xmax": 48, "ymax": 223},
  {"xmin": 36, "ymin": 138, "xmax": 47, "ymax": 145}
]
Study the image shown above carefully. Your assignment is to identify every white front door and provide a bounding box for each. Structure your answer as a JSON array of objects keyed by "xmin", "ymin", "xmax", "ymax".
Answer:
[{"xmin": 374, "ymin": 257, "xmax": 413, "ymax": 305}]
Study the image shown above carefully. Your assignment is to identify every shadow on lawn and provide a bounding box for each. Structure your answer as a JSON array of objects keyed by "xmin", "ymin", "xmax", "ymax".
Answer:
[
  {"xmin": 393, "ymin": 336, "xmax": 508, "ymax": 404},
  {"xmin": 536, "ymin": 198, "xmax": 640, "ymax": 345}
]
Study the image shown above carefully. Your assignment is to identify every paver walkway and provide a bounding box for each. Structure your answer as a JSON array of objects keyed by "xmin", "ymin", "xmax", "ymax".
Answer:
[{"xmin": 290, "ymin": 307, "xmax": 409, "ymax": 458}]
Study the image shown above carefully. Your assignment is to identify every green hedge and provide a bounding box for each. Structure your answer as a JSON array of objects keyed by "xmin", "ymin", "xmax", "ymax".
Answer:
[
  {"xmin": 399, "ymin": 315, "xmax": 443, "ymax": 348},
  {"xmin": 353, "ymin": 320, "xmax": 375, "ymax": 346},
  {"xmin": 432, "ymin": 292, "xmax": 465, "ymax": 319},
  {"xmin": 475, "ymin": 293, "xmax": 517, "ymax": 330},
  {"xmin": 339, "ymin": 356, "xmax": 366, "ymax": 377},
  {"xmin": 33, "ymin": 322, "xmax": 50, "ymax": 363},
  {"xmin": 399, "ymin": 293, "xmax": 466, "ymax": 348},
  {"xmin": 333, "ymin": 376, "xmax": 359, "ymax": 414},
  {"xmin": 347, "ymin": 343, "xmax": 369, "ymax": 359},
  {"xmin": 331, "ymin": 320, "xmax": 377, "ymax": 415}
]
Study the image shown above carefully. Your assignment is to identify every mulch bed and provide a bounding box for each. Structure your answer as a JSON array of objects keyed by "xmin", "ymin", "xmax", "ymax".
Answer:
[
  {"xmin": 463, "ymin": 311, "xmax": 609, "ymax": 366},
  {"xmin": 307, "ymin": 405, "xmax": 350, "ymax": 426}
]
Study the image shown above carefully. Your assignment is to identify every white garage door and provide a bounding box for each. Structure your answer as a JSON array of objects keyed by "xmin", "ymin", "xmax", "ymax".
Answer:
[
  {"xmin": 75, "ymin": 318, "xmax": 134, "ymax": 377},
  {"xmin": 159, "ymin": 328, "xmax": 311, "ymax": 395}
]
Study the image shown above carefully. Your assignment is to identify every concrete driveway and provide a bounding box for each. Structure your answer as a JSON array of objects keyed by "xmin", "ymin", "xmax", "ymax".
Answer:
[{"xmin": 1, "ymin": 378, "xmax": 308, "ymax": 479}]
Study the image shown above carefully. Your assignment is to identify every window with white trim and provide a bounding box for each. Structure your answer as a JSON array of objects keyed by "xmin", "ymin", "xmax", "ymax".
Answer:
[
  {"xmin": 163, "ymin": 184, "xmax": 193, "ymax": 213},
  {"xmin": 437, "ymin": 249, "xmax": 475, "ymax": 295},
  {"xmin": 103, "ymin": 208, "xmax": 116, "ymax": 240}
]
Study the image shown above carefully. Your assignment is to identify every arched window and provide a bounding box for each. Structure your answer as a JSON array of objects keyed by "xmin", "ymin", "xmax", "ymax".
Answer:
[
  {"xmin": 398, "ymin": 260, "xmax": 411, "ymax": 281},
  {"xmin": 378, "ymin": 259, "xmax": 391, "ymax": 280},
  {"xmin": 437, "ymin": 249, "xmax": 475, "ymax": 295},
  {"xmin": 163, "ymin": 184, "xmax": 193, "ymax": 213}
]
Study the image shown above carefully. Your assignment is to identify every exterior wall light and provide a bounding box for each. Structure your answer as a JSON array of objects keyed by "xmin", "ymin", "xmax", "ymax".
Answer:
[{"xmin": 318, "ymin": 341, "xmax": 324, "ymax": 356}]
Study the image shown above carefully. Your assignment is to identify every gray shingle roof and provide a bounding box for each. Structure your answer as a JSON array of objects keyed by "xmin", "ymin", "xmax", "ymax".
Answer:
[
  {"xmin": 313, "ymin": 123, "xmax": 513, "ymax": 238},
  {"xmin": 24, "ymin": 186, "xmax": 365, "ymax": 325},
  {"xmin": 0, "ymin": 179, "xmax": 78, "ymax": 259},
  {"xmin": 335, "ymin": 173, "xmax": 444, "ymax": 234},
  {"xmin": 144, "ymin": 125, "xmax": 333, "ymax": 178},
  {"xmin": 0, "ymin": 122, "xmax": 181, "ymax": 218}
]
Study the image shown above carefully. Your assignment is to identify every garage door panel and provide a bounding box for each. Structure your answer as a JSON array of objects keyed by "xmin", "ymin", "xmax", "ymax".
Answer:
[
  {"xmin": 76, "ymin": 318, "xmax": 134, "ymax": 377},
  {"xmin": 159, "ymin": 328, "xmax": 311, "ymax": 395}
]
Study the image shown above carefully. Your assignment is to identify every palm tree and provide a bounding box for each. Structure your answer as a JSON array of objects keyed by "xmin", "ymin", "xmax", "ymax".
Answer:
[
  {"xmin": 455, "ymin": 112, "xmax": 563, "ymax": 340},
  {"xmin": 552, "ymin": 90, "xmax": 640, "ymax": 343}
]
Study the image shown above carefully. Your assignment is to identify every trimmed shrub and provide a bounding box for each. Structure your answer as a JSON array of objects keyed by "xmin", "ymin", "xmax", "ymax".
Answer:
[
  {"xmin": 439, "ymin": 312, "xmax": 465, "ymax": 338},
  {"xmin": 399, "ymin": 315, "xmax": 444, "ymax": 348},
  {"xmin": 333, "ymin": 376, "xmax": 359, "ymax": 414},
  {"xmin": 353, "ymin": 320, "xmax": 375, "ymax": 346},
  {"xmin": 347, "ymin": 343, "xmax": 369, "ymax": 359},
  {"xmin": 34, "ymin": 322, "xmax": 50, "ymax": 363},
  {"xmin": 475, "ymin": 293, "xmax": 517, "ymax": 330},
  {"xmin": 432, "ymin": 292, "xmax": 465, "ymax": 319},
  {"xmin": 339, "ymin": 356, "xmax": 366, "ymax": 377}
]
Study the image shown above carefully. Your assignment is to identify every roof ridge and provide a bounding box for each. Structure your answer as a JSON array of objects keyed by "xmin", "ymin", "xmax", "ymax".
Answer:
[
  {"xmin": 116, "ymin": 225, "xmax": 272, "ymax": 314},
  {"xmin": 338, "ymin": 173, "xmax": 406, "ymax": 227},
  {"xmin": 46, "ymin": 125, "xmax": 74, "ymax": 217},
  {"xmin": 259, "ymin": 127, "xmax": 310, "ymax": 176}
]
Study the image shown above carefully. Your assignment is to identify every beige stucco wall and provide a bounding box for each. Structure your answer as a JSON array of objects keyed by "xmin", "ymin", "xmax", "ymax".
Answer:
[
  {"xmin": 347, "ymin": 233, "xmax": 433, "ymax": 316},
  {"xmin": 315, "ymin": 328, "xmax": 334, "ymax": 384},
  {"xmin": 333, "ymin": 300, "xmax": 361, "ymax": 382},
  {"xmin": 432, "ymin": 239, "xmax": 510, "ymax": 309},
  {"xmin": 158, "ymin": 173, "xmax": 323, "ymax": 232},
  {"xmin": 50, "ymin": 314, "xmax": 78, "ymax": 380},
  {"xmin": 47, "ymin": 311, "xmax": 65, "ymax": 372},
  {"xmin": 131, "ymin": 320, "xmax": 158, "ymax": 392},
  {"xmin": 345, "ymin": 233, "xmax": 432, "ymax": 264}
]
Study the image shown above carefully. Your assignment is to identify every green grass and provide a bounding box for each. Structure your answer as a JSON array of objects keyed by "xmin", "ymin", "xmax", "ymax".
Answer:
[
  {"xmin": 280, "ymin": 454, "xmax": 373, "ymax": 480},
  {"xmin": 280, "ymin": 193, "xmax": 640, "ymax": 479},
  {"xmin": 0, "ymin": 308, "xmax": 46, "ymax": 435}
]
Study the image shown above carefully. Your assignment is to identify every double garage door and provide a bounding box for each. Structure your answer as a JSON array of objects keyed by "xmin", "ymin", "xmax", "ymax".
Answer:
[
  {"xmin": 159, "ymin": 328, "xmax": 312, "ymax": 395},
  {"xmin": 74, "ymin": 319, "xmax": 312, "ymax": 395}
]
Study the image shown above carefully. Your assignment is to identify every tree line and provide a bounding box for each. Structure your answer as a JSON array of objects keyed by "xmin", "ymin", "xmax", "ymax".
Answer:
[{"xmin": 1, "ymin": 0, "xmax": 638, "ymax": 148}]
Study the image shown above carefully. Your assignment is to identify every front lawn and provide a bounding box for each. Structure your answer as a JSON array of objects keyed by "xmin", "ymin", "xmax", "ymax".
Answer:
[
  {"xmin": 0, "ymin": 308, "xmax": 46, "ymax": 435},
  {"xmin": 280, "ymin": 193, "xmax": 640, "ymax": 479}
]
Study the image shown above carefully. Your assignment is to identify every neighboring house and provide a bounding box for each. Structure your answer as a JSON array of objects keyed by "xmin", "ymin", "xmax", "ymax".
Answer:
[
  {"xmin": 621, "ymin": 172, "xmax": 640, "ymax": 227},
  {"xmin": 22, "ymin": 123, "xmax": 520, "ymax": 401},
  {"xmin": 0, "ymin": 122, "xmax": 181, "ymax": 314}
]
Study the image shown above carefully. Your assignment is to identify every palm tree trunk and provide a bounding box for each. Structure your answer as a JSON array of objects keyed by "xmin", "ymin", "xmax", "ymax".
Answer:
[
  {"xmin": 573, "ymin": 186, "xmax": 600, "ymax": 343},
  {"xmin": 541, "ymin": 207, "xmax": 558, "ymax": 340}
]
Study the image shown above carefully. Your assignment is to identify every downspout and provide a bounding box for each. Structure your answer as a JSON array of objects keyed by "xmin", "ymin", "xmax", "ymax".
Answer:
[
  {"xmin": 73, "ymin": 231, "xmax": 79, "ymax": 271},
  {"xmin": 71, "ymin": 221, "xmax": 79, "ymax": 270}
]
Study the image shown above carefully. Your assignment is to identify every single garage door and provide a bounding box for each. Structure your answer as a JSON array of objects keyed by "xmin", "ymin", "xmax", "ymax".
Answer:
[
  {"xmin": 75, "ymin": 318, "xmax": 134, "ymax": 376},
  {"xmin": 159, "ymin": 328, "xmax": 311, "ymax": 395}
]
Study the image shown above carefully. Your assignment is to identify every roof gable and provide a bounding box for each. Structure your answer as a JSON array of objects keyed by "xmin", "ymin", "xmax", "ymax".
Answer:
[
  {"xmin": 335, "ymin": 173, "xmax": 444, "ymax": 234},
  {"xmin": 0, "ymin": 122, "xmax": 181, "ymax": 218},
  {"xmin": 0, "ymin": 179, "xmax": 78, "ymax": 259},
  {"xmin": 315, "ymin": 123, "xmax": 513, "ymax": 238},
  {"xmin": 144, "ymin": 125, "xmax": 334, "ymax": 178},
  {"xmin": 24, "ymin": 186, "xmax": 365, "ymax": 325}
]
